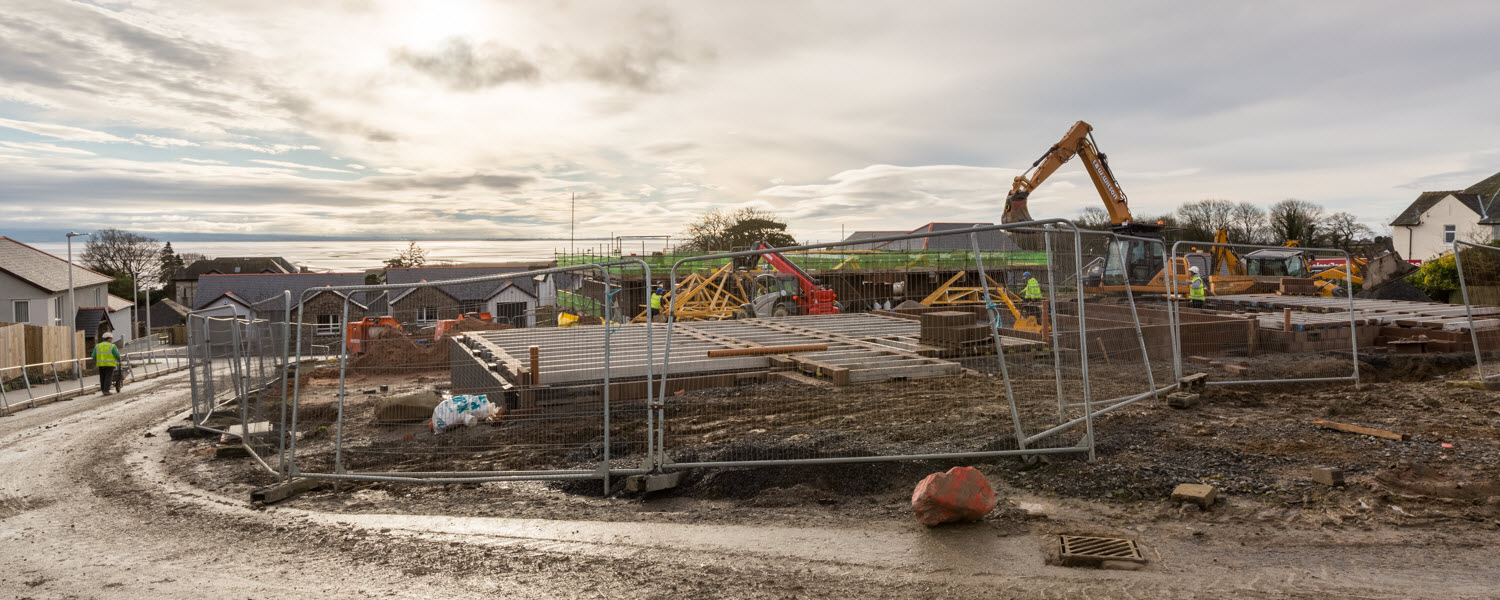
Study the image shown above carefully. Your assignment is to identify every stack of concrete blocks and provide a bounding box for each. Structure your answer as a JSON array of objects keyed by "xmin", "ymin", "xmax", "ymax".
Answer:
[{"xmin": 919, "ymin": 310, "xmax": 991, "ymax": 348}]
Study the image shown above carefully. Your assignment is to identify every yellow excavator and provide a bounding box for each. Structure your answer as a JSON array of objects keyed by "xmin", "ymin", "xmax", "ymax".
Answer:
[
  {"xmin": 1002, "ymin": 120, "xmax": 1201, "ymax": 296},
  {"xmin": 1003, "ymin": 121, "xmax": 1416, "ymax": 298}
]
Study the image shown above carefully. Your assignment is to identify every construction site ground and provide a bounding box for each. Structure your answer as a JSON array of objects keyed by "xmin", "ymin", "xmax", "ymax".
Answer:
[{"xmin": 6, "ymin": 361, "xmax": 1500, "ymax": 597}]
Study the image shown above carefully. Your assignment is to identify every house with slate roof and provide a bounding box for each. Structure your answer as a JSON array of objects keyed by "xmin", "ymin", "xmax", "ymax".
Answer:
[
  {"xmin": 192, "ymin": 272, "xmax": 373, "ymax": 344},
  {"xmin": 1391, "ymin": 171, "xmax": 1500, "ymax": 261},
  {"xmin": 870, "ymin": 223, "xmax": 1023, "ymax": 252},
  {"xmin": 173, "ymin": 256, "xmax": 297, "ymax": 306},
  {"xmin": 385, "ymin": 266, "xmax": 563, "ymax": 328},
  {"xmin": 0, "ymin": 237, "xmax": 126, "ymax": 339}
]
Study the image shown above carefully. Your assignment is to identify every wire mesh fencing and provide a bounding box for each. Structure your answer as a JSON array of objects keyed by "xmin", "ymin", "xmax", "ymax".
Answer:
[
  {"xmin": 1455, "ymin": 241, "xmax": 1500, "ymax": 383},
  {"xmin": 278, "ymin": 261, "xmax": 655, "ymax": 491},
  {"xmin": 653, "ymin": 221, "xmax": 1124, "ymax": 470},
  {"xmin": 1167, "ymin": 240, "xmax": 1362, "ymax": 388}
]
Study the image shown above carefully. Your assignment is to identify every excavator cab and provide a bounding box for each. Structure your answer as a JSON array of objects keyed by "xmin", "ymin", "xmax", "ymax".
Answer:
[
  {"xmin": 1102, "ymin": 236, "xmax": 1168, "ymax": 287},
  {"xmin": 1243, "ymin": 249, "xmax": 1311, "ymax": 278}
]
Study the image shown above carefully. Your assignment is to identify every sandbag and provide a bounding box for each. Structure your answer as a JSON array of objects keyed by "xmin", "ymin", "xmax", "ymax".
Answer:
[
  {"xmin": 911, "ymin": 466, "xmax": 996, "ymax": 526},
  {"xmin": 429, "ymin": 394, "xmax": 497, "ymax": 434}
]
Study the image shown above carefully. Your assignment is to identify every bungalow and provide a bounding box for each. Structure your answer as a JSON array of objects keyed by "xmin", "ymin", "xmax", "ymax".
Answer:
[
  {"xmin": 1391, "ymin": 171, "xmax": 1500, "ymax": 261},
  {"xmin": 385, "ymin": 266, "xmax": 555, "ymax": 328},
  {"xmin": 173, "ymin": 256, "xmax": 297, "ymax": 306},
  {"xmin": 0, "ymin": 236, "xmax": 119, "ymax": 338},
  {"xmin": 191, "ymin": 272, "xmax": 372, "ymax": 343}
]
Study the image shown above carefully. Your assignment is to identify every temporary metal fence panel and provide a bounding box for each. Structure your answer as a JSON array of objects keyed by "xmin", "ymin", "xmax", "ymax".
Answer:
[
  {"xmin": 653, "ymin": 220, "xmax": 1126, "ymax": 471},
  {"xmin": 282, "ymin": 261, "xmax": 655, "ymax": 490},
  {"xmin": 1454, "ymin": 241, "xmax": 1500, "ymax": 382},
  {"xmin": 1168, "ymin": 240, "xmax": 1360, "ymax": 387}
]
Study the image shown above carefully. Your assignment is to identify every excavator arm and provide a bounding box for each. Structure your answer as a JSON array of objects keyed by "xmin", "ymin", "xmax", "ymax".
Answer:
[{"xmin": 1002, "ymin": 120, "xmax": 1138, "ymax": 231}]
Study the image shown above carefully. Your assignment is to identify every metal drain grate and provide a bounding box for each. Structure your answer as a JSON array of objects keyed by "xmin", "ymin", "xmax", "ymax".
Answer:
[{"xmin": 1059, "ymin": 535, "xmax": 1143, "ymax": 565}]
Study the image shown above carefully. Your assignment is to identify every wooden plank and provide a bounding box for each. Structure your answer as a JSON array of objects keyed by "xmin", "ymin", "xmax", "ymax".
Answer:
[{"xmin": 1312, "ymin": 419, "xmax": 1410, "ymax": 441}]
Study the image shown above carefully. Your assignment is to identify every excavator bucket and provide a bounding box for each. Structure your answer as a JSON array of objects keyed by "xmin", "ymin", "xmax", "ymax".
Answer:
[
  {"xmin": 1360, "ymin": 237, "xmax": 1418, "ymax": 292},
  {"xmin": 1014, "ymin": 315, "xmax": 1044, "ymax": 334}
]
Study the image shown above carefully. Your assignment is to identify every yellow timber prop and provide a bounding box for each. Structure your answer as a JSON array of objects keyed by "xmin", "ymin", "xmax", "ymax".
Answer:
[
  {"xmin": 919, "ymin": 271, "xmax": 1044, "ymax": 334},
  {"xmin": 633, "ymin": 263, "xmax": 752, "ymax": 323}
]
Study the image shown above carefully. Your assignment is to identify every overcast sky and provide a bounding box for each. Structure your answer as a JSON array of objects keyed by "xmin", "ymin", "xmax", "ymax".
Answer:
[{"xmin": 1, "ymin": 1, "xmax": 1497, "ymax": 242}]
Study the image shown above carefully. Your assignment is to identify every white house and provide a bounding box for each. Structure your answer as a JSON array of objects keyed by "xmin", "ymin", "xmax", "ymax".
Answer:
[
  {"xmin": 0, "ymin": 236, "xmax": 117, "ymax": 334},
  {"xmin": 1391, "ymin": 172, "xmax": 1500, "ymax": 261}
]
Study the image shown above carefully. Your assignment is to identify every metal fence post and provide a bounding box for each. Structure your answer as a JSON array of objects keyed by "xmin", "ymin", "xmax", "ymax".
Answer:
[{"xmin": 969, "ymin": 231, "xmax": 1026, "ymax": 452}]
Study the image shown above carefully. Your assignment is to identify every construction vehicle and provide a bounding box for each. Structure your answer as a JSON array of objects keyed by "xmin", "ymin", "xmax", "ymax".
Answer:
[
  {"xmin": 433, "ymin": 312, "xmax": 493, "ymax": 340},
  {"xmin": 738, "ymin": 241, "xmax": 840, "ymax": 318},
  {"xmin": 1002, "ymin": 121, "xmax": 1169, "ymax": 290},
  {"xmin": 345, "ymin": 316, "xmax": 403, "ymax": 355}
]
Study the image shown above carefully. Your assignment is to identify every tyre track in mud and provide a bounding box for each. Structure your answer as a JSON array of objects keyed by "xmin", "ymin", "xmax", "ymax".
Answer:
[{"xmin": 3, "ymin": 372, "xmax": 1499, "ymax": 598}]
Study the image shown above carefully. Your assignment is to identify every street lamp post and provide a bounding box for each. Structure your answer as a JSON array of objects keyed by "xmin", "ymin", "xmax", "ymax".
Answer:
[{"xmin": 66, "ymin": 231, "xmax": 89, "ymax": 377}]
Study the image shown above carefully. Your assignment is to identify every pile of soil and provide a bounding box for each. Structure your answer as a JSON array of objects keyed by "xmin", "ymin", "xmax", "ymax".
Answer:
[
  {"xmin": 348, "ymin": 329, "xmax": 449, "ymax": 374},
  {"xmin": 444, "ymin": 319, "xmax": 514, "ymax": 336},
  {"xmin": 1357, "ymin": 279, "xmax": 1432, "ymax": 301}
]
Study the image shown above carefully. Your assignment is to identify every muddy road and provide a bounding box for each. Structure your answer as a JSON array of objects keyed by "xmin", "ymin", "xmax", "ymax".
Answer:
[{"xmin": 3, "ymin": 372, "xmax": 1500, "ymax": 598}]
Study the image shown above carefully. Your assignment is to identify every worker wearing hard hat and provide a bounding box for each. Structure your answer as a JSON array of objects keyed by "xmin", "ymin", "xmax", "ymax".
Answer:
[
  {"xmin": 1188, "ymin": 266, "xmax": 1206, "ymax": 309},
  {"xmin": 92, "ymin": 332, "xmax": 120, "ymax": 396},
  {"xmin": 648, "ymin": 286, "xmax": 665, "ymax": 321},
  {"xmin": 1020, "ymin": 271, "xmax": 1043, "ymax": 317}
]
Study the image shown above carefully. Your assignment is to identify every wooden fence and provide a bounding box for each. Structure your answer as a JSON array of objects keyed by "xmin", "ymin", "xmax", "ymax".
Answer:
[{"xmin": 0, "ymin": 323, "xmax": 23, "ymax": 370}]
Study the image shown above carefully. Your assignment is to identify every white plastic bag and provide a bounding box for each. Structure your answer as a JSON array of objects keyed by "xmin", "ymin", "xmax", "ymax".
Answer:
[{"xmin": 429, "ymin": 394, "xmax": 496, "ymax": 434}]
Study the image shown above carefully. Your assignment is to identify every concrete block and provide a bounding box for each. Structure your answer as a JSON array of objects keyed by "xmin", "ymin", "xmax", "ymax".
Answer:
[
  {"xmin": 1170, "ymin": 483, "xmax": 1216, "ymax": 508},
  {"xmin": 215, "ymin": 445, "xmax": 250, "ymax": 459},
  {"xmin": 1178, "ymin": 372, "xmax": 1208, "ymax": 393},
  {"xmin": 251, "ymin": 477, "xmax": 323, "ymax": 504},
  {"xmin": 1312, "ymin": 467, "xmax": 1345, "ymax": 487},
  {"xmin": 1224, "ymin": 364, "xmax": 1249, "ymax": 375},
  {"xmin": 625, "ymin": 471, "xmax": 682, "ymax": 493},
  {"xmin": 1166, "ymin": 392, "xmax": 1199, "ymax": 409}
]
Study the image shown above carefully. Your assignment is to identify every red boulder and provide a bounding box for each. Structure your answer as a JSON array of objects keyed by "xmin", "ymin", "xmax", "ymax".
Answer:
[{"xmin": 911, "ymin": 466, "xmax": 996, "ymax": 526}]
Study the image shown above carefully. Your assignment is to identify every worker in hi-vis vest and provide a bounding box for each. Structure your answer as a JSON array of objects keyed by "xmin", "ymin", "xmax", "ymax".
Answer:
[
  {"xmin": 648, "ymin": 286, "xmax": 665, "ymax": 320},
  {"xmin": 92, "ymin": 331, "xmax": 121, "ymax": 396},
  {"xmin": 1188, "ymin": 266, "xmax": 1206, "ymax": 309},
  {"xmin": 1021, "ymin": 272, "xmax": 1043, "ymax": 301}
]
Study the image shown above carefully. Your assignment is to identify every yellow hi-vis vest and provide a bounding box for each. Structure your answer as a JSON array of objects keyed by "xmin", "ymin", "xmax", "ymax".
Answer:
[
  {"xmin": 94, "ymin": 341, "xmax": 118, "ymax": 367},
  {"xmin": 649, "ymin": 293, "xmax": 663, "ymax": 310},
  {"xmin": 1189, "ymin": 276, "xmax": 1206, "ymax": 300},
  {"xmin": 1022, "ymin": 278, "xmax": 1042, "ymax": 300}
]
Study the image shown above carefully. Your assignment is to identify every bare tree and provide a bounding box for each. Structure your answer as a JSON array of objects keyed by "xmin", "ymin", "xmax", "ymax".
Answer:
[
  {"xmin": 1073, "ymin": 206, "xmax": 1112, "ymax": 231},
  {"xmin": 81, "ymin": 228, "xmax": 161, "ymax": 277},
  {"xmin": 1228, "ymin": 202, "xmax": 1268, "ymax": 245},
  {"xmin": 1175, "ymin": 199, "xmax": 1236, "ymax": 241},
  {"xmin": 1322, "ymin": 212, "xmax": 1373, "ymax": 252},
  {"xmin": 1268, "ymin": 199, "xmax": 1325, "ymax": 246}
]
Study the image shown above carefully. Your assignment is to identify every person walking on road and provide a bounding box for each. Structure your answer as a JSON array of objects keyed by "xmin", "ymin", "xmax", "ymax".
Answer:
[{"xmin": 92, "ymin": 332, "xmax": 120, "ymax": 396}]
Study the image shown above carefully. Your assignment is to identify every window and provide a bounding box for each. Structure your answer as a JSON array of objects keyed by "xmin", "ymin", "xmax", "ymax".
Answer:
[
  {"xmin": 1445, "ymin": 225, "xmax": 1456, "ymax": 244},
  {"xmin": 53, "ymin": 296, "xmax": 62, "ymax": 325},
  {"xmin": 12, "ymin": 300, "xmax": 28, "ymax": 324},
  {"xmin": 417, "ymin": 307, "xmax": 438, "ymax": 323},
  {"xmin": 316, "ymin": 314, "xmax": 340, "ymax": 335}
]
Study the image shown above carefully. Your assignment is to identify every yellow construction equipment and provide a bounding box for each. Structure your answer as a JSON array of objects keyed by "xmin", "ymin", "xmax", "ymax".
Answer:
[{"xmin": 920, "ymin": 271, "xmax": 1043, "ymax": 333}]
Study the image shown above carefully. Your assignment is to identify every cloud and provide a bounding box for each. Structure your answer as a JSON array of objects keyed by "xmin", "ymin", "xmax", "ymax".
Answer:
[
  {"xmin": 0, "ymin": 117, "xmax": 126, "ymax": 142},
  {"xmin": 390, "ymin": 9, "xmax": 704, "ymax": 92},
  {"xmin": 132, "ymin": 134, "xmax": 197, "ymax": 148},
  {"xmin": 213, "ymin": 141, "xmax": 322, "ymax": 154},
  {"xmin": 0, "ymin": 140, "xmax": 96, "ymax": 155},
  {"xmin": 248, "ymin": 159, "xmax": 355, "ymax": 173},
  {"xmin": 180, "ymin": 158, "xmax": 227, "ymax": 164},
  {"xmin": 391, "ymin": 38, "xmax": 540, "ymax": 90}
]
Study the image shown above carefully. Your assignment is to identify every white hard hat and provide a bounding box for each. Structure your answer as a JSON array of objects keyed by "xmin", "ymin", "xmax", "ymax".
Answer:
[
  {"xmin": 103, "ymin": 332, "xmax": 114, "ymax": 339},
  {"xmin": 1189, "ymin": 266, "xmax": 1200, "ymax": 274}
]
